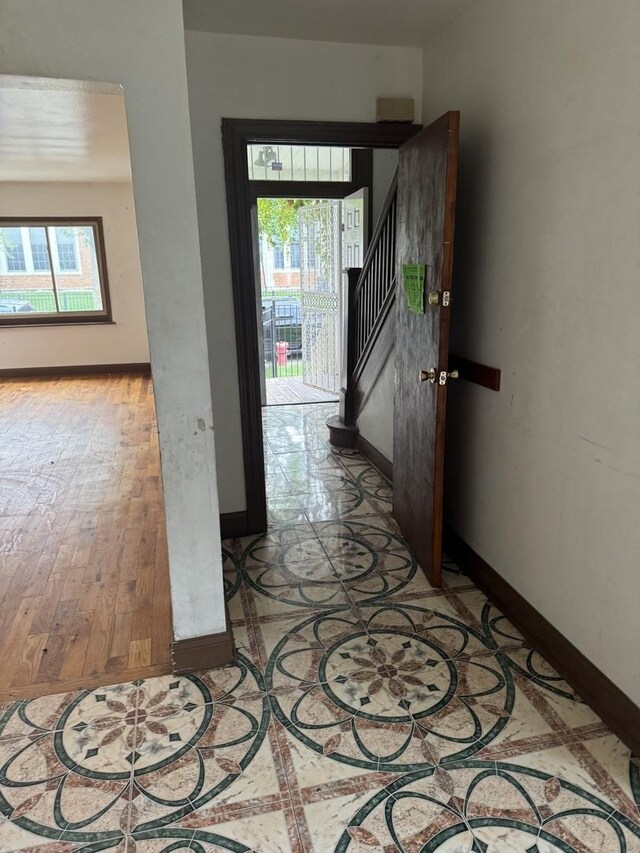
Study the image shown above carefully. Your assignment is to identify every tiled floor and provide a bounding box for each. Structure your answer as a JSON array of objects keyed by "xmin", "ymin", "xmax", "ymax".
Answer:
[{"xmin": 1, "ymin": 402, "xmax": 639, "ymax": 852}]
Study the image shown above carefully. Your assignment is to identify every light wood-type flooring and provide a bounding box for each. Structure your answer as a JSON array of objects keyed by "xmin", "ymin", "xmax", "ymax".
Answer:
[{"xmin": 0, "ymin": 373, "xmax": 172, "ymax": 700}]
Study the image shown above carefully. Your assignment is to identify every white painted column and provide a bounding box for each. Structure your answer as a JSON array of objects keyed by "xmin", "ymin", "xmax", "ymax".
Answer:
[{"xmin": 0, "ymin": 0, "xmax": 226, "ymax": 639}]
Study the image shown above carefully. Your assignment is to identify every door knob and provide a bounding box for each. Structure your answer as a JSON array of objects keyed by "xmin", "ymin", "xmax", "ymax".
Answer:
[{"xmin": 420, "ymin": 368, "xmax": 460, "ymax": 385}]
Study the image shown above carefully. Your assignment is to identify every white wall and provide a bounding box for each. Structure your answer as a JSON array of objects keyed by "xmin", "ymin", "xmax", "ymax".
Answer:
[
  {"xmin": 371, "ymin": 149, "xmax": 398, "ymax": 226},
  {"xmin": 184, "ymin": 30, "xmax": 422, "ymax": 513},
  {"xmin": 423, "ymin": 0, "xmax": 640, "ymax": 703},
  {"xmin": 357, "ymin": 345, "xmax": 395, "ymax": 462},
  {"xmin": 0, "ymin": 0, "xmax": 226, "ymax": 640},
  {"xmin": 0, "ymin": 181, "xmax": 149, "ymax": 369}
]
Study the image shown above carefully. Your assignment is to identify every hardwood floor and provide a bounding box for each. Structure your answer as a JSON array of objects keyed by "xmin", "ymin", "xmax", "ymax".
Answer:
[
  {"xmin": 265, "ymin": 376, "xmax": 338, "ymax": 405},
  {"xmin": 0, "ymin": 373, "xmax": 172, "ymax": 700}
]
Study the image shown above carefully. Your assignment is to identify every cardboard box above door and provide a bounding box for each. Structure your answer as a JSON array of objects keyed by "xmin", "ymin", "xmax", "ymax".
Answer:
[{"xmin": 376, "ymin": 98, "xmax": 415, "ymax": 123}]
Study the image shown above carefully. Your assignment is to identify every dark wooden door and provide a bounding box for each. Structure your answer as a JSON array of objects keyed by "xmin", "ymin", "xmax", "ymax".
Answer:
[{"xmin": 393, "ymin": 111, "xmax": 460, "ymax": 586}]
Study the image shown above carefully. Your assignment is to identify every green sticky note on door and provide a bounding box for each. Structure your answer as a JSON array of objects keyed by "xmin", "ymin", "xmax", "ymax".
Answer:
[{"xmin": 402, "ymin": 263, "xmax": 425, "ymax": 314}]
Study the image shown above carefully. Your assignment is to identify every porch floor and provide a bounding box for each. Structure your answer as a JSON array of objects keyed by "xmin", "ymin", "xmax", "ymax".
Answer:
[{"xmin": 265, "ymin": 375, "xmax": 338, "ymax": 405}]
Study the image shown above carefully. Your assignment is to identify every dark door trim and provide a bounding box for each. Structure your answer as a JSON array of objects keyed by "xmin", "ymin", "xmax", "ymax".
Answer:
[{"xmin": 221, "ymin": 118, "xmax": 422, "ymax": 534}]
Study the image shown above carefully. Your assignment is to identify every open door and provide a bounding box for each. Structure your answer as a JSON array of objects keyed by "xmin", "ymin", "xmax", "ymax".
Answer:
[
  {"xmin": 251, "ymin": 203, "xmax": 267, "ymax": 407},
  {"xmin": 393, "ymin": 111, "xmax": 460, "ymax": 586},
  {"xmin": 299, "ymin": 201, "xmax": 342, "ymax": 393},
  {"xmin": 342, "ymin": 187, "xmax": 368, "ymax": 269}
]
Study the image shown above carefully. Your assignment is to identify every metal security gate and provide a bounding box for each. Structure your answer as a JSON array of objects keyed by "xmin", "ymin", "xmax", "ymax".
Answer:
[
  {"xmin": 262, "ymin": 297, "xmax": 302, "ymax": 378},
  {"xmin": 299, "ymin": 201, "xmax": 342, "ymax": 393}
]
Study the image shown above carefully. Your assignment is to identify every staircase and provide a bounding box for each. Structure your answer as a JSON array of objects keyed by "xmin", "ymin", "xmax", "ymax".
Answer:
[{"xmin": 327, "ymin": 172, "xmax": 398, "ymax": 447}]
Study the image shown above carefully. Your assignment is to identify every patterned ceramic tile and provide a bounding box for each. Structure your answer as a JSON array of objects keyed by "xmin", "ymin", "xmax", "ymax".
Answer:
[
  {"xmin": 277, "ymin": 452, "xmax": 351, "ymax": 475},
  {"xmin": 264, "ymin": 470, "xmax": 293, "ymax": 497},
  {"xmin": 332, "ymin": 761, "xmax": 640, "ymax": 851},
  {"xmin": 582, "ymin": 735, "xmax": 640, "ymax": 821},
  {"xmin": 254, "ymin": 604, "xmax": 362, "ymax": 668},
  {"xmin": 250, "ymin": 575, "xmax": 352, "ymax": 617},
  {"xmin": 266, "ymin": 496, "xmax": 308, "ymax": 525},
  {"xmin": 448, "ymin": 588, "xmax": 525, "ymax": 647},
  {"xmin": 267, "ymin": 434, "xmax": 329, "ymax": 455},
  {"xmin": 299, "ymin": 491, "xmax": 381, "ymax": 523},
  {"xmin": 230, "ymin": 524, "xmax": 320, "ymax": 568},
  {"xmin": 2, "ymin": 402, "xmax": 638, "ymax": 852}
]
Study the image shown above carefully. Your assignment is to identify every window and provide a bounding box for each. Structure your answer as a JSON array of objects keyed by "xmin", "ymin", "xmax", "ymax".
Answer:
[
  {"xmin": 247, "ymin": 145, "xmax": 352, "ymax": 182},
  {"xmin": 290, "ymin": 241, "xmax": 300, "ymax": 268},
  {"xmin": 29, "ymin": 228, "xmax": 50, "ymax": 272},
  {"xmin": 0, "ymin": 218, "xmax": 111, "ymax": 325},
  {"xmin": 55, "ymin": 230, "xmax": 79, "ymax": 272},
  {"xmin": 273, "ymin": 241, "xmax": 285, "ymax": 269},
  {"xmin": 4, "ymin": 228, "xmax": 26, "ymax": 272}
]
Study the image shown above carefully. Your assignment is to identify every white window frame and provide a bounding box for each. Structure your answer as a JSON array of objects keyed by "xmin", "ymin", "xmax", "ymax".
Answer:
[{"xmin": 0, "ymin": 227, "xmax": 81, "ymax": 276}]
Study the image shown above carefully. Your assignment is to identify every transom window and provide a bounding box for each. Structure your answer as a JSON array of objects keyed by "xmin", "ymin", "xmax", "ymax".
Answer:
[
  {"xmin": 247, "ymin": 145, "xmax": 352, "ymax": 182},
  {"xmin": 0, "ymin": 218, "xmax": 110, "ymax": 324}
]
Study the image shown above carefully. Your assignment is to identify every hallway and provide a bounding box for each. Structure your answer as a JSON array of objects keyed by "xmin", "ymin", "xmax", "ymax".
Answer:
[{"xmin": 0, "ymin": 402, "xmax": 638, "ymax": 851}]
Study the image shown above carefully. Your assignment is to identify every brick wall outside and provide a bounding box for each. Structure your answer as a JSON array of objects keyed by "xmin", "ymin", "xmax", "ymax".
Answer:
[
  {"xmin": 272, "ymin": 270, "xmax": 301, "ymax": 289},
  {"xmin": 0, "ymin": 241, "xmax": 96, "ymax": 291},
  {"xmin": 260, "ymin": 270, "xmax": 324, "ymax": 291}
]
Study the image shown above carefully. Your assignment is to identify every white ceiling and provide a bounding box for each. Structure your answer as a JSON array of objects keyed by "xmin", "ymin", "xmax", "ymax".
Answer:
[
  {"xmin": 0, "ymin": 77, "xmax": 133, "ymax": 183},
  {"xmin": 183, "ymin": 0, "xmax": 477, "ymax": 47}
]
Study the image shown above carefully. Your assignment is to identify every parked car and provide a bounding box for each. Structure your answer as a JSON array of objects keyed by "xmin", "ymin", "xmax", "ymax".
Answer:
[
  {"xmin": 0, "ymin": 299, "xmax": 36, "ymax": 313},
  {"xmin": 262, "ymin": 297, "xmax": 302, "ymax": 356}
]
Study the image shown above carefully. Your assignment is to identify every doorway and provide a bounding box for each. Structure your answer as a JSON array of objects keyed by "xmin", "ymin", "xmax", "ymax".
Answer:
[
  {"xmin": 258, "ymin": 197, "xmax": 338, "ymax": 406},
  {"xmin": 0, "ymin": 77, "xmax": 172, "ymax": 699},
  {"xmin": 258, "ymin": 190, "xmax": 368, "ymax": 407},
  {"xmin": 222, "ymin": 119, "xmax": 421, "ymax": 534}
]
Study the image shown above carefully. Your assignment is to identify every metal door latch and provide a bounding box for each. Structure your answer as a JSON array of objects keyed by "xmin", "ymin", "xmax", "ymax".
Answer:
[
  {"xmin": 438, "ymin": 369, "xmax": 459, "ymax": 385},
  {"xmin": 427, "ymin": 291, "xmax": 452, "ymax": 307},
  {"xmin": 421, "ymin": 368, "xmax": 460, "ymax": 385}
]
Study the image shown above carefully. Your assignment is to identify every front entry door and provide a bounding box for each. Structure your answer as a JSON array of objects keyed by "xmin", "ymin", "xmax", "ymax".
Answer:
[{"xmin": 393, "ymin": 111, "xmax": 460, "ymax": 586}]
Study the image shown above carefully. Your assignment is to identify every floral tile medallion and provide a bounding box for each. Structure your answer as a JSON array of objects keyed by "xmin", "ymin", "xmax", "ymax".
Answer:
[
  {"xmin": 265, "ymin": 604, "xmax": 519, "ymax": 772},
  {"xmin": 0, "ymin": 660, "xmax": 270, "ymax": 849}
]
